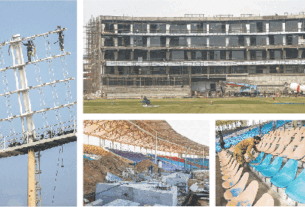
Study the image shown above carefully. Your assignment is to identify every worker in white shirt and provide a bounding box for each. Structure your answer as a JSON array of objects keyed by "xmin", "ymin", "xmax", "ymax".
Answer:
[{"xmin": 157, "ymin": 160, "xmax": 162, "ymax": 177}]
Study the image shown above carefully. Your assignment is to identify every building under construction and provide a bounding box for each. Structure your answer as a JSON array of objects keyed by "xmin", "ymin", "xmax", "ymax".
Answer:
[{"xmin": 84, "ymin": 13, "xmax": 305, "ymax": 98}]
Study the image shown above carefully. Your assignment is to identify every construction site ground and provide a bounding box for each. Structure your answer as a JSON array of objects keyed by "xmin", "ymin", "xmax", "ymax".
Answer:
[
  {"xmin": 216, "ymin": 155, "xmax": 288, "ymax": 206},
  {"xmin": 83, "ymin": 146, "xmax": 209, "ymax": 206},
  {"xmin": 83, "ymin": 97, "xmax": 305, "ymax": 113}
]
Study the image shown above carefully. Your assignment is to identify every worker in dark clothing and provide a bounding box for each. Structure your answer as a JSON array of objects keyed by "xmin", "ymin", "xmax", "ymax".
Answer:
[
  {"xmin": 54, "ymin": 26, "xmax": 65, "ymax": 51},
  {"xmin": 217, "ymin": 131, "xmax": 225, "ymax": 150},
  {"xmin": 22, "ymin": 40, "xmax": 35, "ymax": 62}
]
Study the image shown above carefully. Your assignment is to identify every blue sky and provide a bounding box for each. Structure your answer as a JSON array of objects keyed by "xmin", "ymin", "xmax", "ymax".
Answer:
[{"xmin": 0, "ymin": 1, "xmax": 77, "ymax": 205}]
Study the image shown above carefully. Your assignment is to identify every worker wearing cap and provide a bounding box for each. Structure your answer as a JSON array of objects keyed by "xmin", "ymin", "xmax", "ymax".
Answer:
[{"xmin": 233, "ymin": 136, "xmax": 261, "ymax": 165}]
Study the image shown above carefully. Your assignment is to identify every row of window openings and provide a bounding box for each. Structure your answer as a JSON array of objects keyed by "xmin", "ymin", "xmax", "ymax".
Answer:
[
  {"xmin": 104, "ymin": 49, "xmax": 304, "ymax": 61},
  {"xmin": 103, "ymin": 21, "xmax": 305, "ymax": 33},
  {"xmin": 104, "ymin": 66, "xmax": 304, "ymax": 75},
  {"xmin": 102, "ymin": 77, "xmax": 189, "ymax": 86},
  {"xmin": 103, "ymin": 35, "xmax": 304, "ymax": 47}
]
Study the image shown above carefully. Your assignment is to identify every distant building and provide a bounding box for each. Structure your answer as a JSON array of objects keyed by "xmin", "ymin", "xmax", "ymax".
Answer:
[{"xmin": 84, "ymin": 14, "xmax": 305, "ymax": 97}]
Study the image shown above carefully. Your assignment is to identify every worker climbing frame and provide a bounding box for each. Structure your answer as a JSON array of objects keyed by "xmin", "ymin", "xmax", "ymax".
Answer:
[{"xmin": 0, "ymin": 27, "xmax": 76, "ymax": 206}]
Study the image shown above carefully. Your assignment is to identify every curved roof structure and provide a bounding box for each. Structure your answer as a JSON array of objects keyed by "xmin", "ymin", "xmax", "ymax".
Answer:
[{"xmin": 83, "ymin": 120, "xmax": 208, "ymax": 155}]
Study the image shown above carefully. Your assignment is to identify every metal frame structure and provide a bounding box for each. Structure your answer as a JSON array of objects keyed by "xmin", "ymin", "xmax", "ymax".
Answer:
[{"xmin": 0, "ymin": 28, "xmax": 76, "ymax": 206}]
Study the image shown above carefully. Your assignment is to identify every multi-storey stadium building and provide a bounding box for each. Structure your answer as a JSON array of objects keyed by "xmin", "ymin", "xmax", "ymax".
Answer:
[{"xmin": 84, "ymin": 14, "xmax": 305, "ymax": 98}]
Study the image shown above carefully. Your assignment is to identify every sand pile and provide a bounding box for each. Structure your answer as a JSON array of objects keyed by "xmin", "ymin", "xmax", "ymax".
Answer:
[{"xmin": 135, "ymin": 159, "xmax": 164, "ymax": 173}]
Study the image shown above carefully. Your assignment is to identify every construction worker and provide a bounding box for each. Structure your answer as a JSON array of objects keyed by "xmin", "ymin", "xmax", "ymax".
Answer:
[
  {"xmin": 22, "ymin": 40, "xmax": 35, "ymax": 62},
  {"xmin": 217, "ymin": 131, "xmax": 225, "ymax": 150},
  {"xmin": 157, "ymin": 160, "xmax": 162, "ymax": 177},
  {"xmin": 54, "ymin": 26, "xmax": 65, "ymax": 51},
  {"xmin": 233, "ymin": 136, "xmax": 261, "ymax": 165}
]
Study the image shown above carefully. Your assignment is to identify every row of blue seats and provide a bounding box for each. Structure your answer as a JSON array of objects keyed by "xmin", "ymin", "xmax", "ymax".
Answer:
[
  {"xmin": 216, "ymin": 121, "xmax": 289, "ymax": 153},
  {"xmin": 250, "ymin": 151, "xmax": 305, "ymax": 204}
]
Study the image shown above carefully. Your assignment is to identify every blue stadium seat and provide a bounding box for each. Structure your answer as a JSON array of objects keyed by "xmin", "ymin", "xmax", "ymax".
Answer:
[
  {"xmin": 286, "ymin": 168, "xmax": 305, "ymax": 204},
  {"xmin": 254, "ymin": 154, "xmax": 272, "ymax": 172},
  {"xmin": 260, "ymin": 156, "xmax": 283, "ymax": 178},
  {"xmin": 270, "ymin": 159, "xmax": 298, "ymax": 188},
  {"xmin": 250, "ymin": 152, "xmax": 265, "ymax": 166}
]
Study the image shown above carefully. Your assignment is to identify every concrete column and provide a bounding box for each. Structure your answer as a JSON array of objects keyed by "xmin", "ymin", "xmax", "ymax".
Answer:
[
  {"xmin": 101, "ymin": 38, "xmax": 105, "ymax": 46},
  {"xmin": 283, "ymin": 36, "xmax": 286, "ymax": 46},
  {"xmin": 166, "ymin": 37, "xmax": 170, "ymax": 47},
  {"xmin": 130, "ymin": 24, "xmax": 133, "ymax": 33},
  {"xmin": 147, "ymin": 50, "xmax": 151, "ymax": 60},
  {"xmin": 283, "ymin": 50, "xmax": 286, "ymax": 59},
  {"xmin": 298, "ymin": 49, "xmax": 303, "ymax": 58},
  {"xmin": 246, "ymin": 37, "xmax": 250, "ymax": 46},
  {"xmin": 266, "ymin": 36, "xmax": 269, "ymax": 45},
  {"xmin": 114, "ymin": 51, "xmax": 118, "ymax": 60},
  {"xmin": 226, "ymin": 51, "xmax": 230, "ymax": 60},
  {"xmin": 166, "ymin": 24, "xmax": 170, "ymax": 34},
  {"xmin": 298, "ymin": 35, "xmax": 303, "ymax": 45},
  {"xmin": 298, "ymin": 22, "xmax": 302, "ymax": 32},
  {"xmin": 130, "ymin": 51, "xmax": 134, "ymax": 60},
  {"xmin": 266, "ymin": 50, "xmax": 270, "ymax": 60},
  {"xmin": 101, "ymin": 24, "xmax": 105, "ymax": 33},
  {"xmin": 283, "ymin": 65, "xmax": 287, "ymax": 73},
  {"xmin": 114, "ymin": 38, "xmax": 118, "ymax": 47},
  {"xmin": 246, "ymin": 24, "xmax": 250, "ymax": 33},
  {"xmin": 28, "ymin": 148, "xmax": 35, "ymax": 207},
  {"xmin": 166, "ymin": 51, "xmax": 170, "ymax": 60},
  {"xmin": 147, "ymin": 24, "xmax": 150, "ymax": 33},
  {"xmin": 147, "ymin": 37, "xmax": 150, "ymax": 47},
  {"xmin": 247, "ymin": 51, "xmax": 251, "ymax": 60},
  {"xmin": 187, "ymin": 51, "xmax": 192, "ymax": 60},
  {"xmin": 187, "ymin": 37, "xmax": 191, "ymax": 47},
  {"xmin": 247, "ymin": 65, "xmax": 250, "ymax": 73},
  {"xmin": 187, "ymin": 24, "xmax": 191, "ymax": 33},
  {"xmin": 226, "ymin": 66, "xmax": 230, "ymax": 73},
  {"xmin": 207, "ymin": 66, "xmax": 210, "ymax": 74},
  {"xmin": 130, "ymin": 36, "xmax": 134, "ymax": 47},
  {"xmin": 114, "ymin": 24, "xmax": 118, "ymax": 34},
  {"xmin": 166, "ymin": 67, "xmax": 170, "ymax": 74},
  {"xmin": 266, "ymin": 23, "xmax": 269, "ymax": 33},
  {"xmin": 188, "ymin": 66, "xmax": 192, "ymax": 74},
  {"xmin": 114, "ymin": 66, "xmax": 119, "ymax": 75},
  {"xmin": 266, "ymin": 66, "xmax": 270, "ymax": 73},
  {"xmin": 226, "ymin": 37, "xmax": 229, "ymax": 46},
  {"xmin": 111, "ymin": 141, "xmax": 115, "ymax": 149},
  {"xmin": 206, "ymin": 24, "xmax": 210, "ymax": 33},
  {"xmin": 282, "ymin": 22, "xmax": 286, "ymax": 32},
  {"xmin": 207, "ymin": 37, "xmax": 210, "ymax": 47},
  {"xmin": 207, "ymin": 51, "xmax": 210, "ymax": 60},
  {"xmin": 226, "ymin": 24, "xmax": 230, "ymax": 34}
]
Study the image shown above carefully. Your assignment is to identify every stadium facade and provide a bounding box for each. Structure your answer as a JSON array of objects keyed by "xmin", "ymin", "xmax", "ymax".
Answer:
[{"xmin": 84, "ymin": 14, "xmax": 305, "ymax": 98}]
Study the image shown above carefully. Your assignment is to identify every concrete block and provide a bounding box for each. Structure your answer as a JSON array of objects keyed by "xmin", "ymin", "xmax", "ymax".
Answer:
[
  {"xmin": 258, "ymin": 172, "xmax": 265, "ymax": 182},
  {"xmin": 278, "ymin": 188, "xmax": 288, "ymax": 200},
  {"xmin": 96, "ymin": 182, "xmax": 177, "ymax": 206},
  {"xmin": 104, "ymin": 199, "xmax": 140, "ymax": 206},
  {"xmin": 265, "ymin": 178, "xmax": 272, "ymax": 187},
  {"xmin": 286, "ymin": 196, "xmax": 297, "ymax": 206},
  {"xmin": 271, "ymin": 184, "xmax": 278, "ymax": 193},
  {"xmin": 85, "ymin": 199, "xmax": 104, "ymax": 206}
]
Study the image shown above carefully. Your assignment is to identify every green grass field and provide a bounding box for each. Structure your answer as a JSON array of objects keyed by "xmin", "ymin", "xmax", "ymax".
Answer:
[{"xmin": 83, "ymin": 97, "xmax": 305, "ymax": 113}]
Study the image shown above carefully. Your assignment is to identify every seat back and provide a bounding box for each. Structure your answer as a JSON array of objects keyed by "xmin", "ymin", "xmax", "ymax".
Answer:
[{"xmin": 254, "ymin": 193, "xmax": 274, "ymax": 206}]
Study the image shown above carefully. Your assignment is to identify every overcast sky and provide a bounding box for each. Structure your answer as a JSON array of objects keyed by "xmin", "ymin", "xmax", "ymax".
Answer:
[
  {"xmin": 167, "ymin": 120, "xmax": 210, "ymax": 146},
  {"xmin": 84, "ymin": 0, "xmax": 304, "ymax": 24}
]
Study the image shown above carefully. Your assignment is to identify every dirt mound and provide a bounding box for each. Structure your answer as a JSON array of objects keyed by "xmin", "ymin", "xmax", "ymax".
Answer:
[
  {"xmin": 83, "ymin": 146, "xmax": 133, "ymax": 198},
  {"xmin": 83, "ymin": 144, "xmax": 110, "ymax": 156},
  {"xmin": 135, "ymin": 159, "xmax": 164, "ymax": 173}
]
